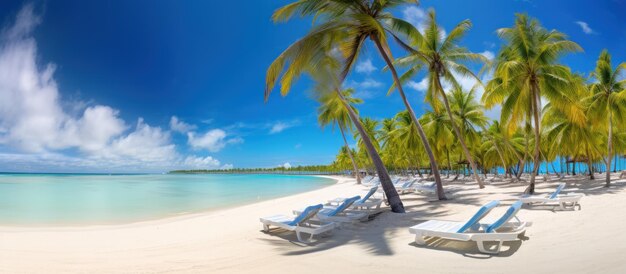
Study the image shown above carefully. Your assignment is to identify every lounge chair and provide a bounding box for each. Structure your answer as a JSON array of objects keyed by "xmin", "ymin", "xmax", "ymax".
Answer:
[
  {"xmin": 395, "ymin": 179, "xmax": 417, "ymax": 194},
  {"xmin": 297, "ymin": 196, "xmax": 368, "ymax": 225},
  {"xmin": 363, "ymin": 177, "xmax": 380, "ymax": 187},
  {"xmin": 519, "ymin": 183, "xmax": 583, "ymax": 210},
  {"xmin": 409, "ymin": 201, "xmax": 530, "ymax": 254},
  {"xmin": 260, "ymin": 204, "xmax": 335, "ymax": 243},
  {"xmin": 413, "ymin": 181, "xmax": 437, "ymax": 194},
  {"xmin": 328, "ymin": 186, "xmax": 383, "ymax": 212}
]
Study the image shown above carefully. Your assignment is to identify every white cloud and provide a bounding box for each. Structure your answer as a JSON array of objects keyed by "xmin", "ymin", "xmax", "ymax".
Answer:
[
  {"xmin": 0, "ymin": 5, "xmax": 126, "ymax": 154},
  {"xmin": 345, "ymin": 78, "xmax": 382, "ymax": 90},
  {"xmin": 269, "ymin": 120, "xmax": 299, "ymax": 134},
  {"xmin": 406, "ymin": 78, "xmax": 429, "ymax": 92},
  {"xmin": 169, "ymin": 116, "xmax": 196, "ymax": 133},
  {"xmin": 0, "ymin": 5, "xmax": 232, "ymax": 172},
  {"xmin": 403, "ymin": 6, "xmax": 427, "ymax": 31},
  {"xmin": 355, "ymin": 59, "xmax": 376, "ymax": 74},
  {"xmin": 103, "ymin": 118, "xmax": 177, "ymax": 162},
  {"xmin": 344, "ymin": 78, "xmax": 383, "ymax": 99},
  {"xmin": 480, "ymin": 50, "xmax": 495, "ymax": 60},
  {"xmin": 358, "ymin": 78, "xmax": 383, "ymax": 89},
  {"xmin": 282, "ymin": 162, "xmax": 292, "ymax": 169},
  {"xmin": 181, "ymin": 155, "xmax": 221, "ymax": 169},
  {"xmin": 402, "ymin": 6, "xmax": 446, "ymax": 38},
  {"xmin": 575, "ymin": 21, "xmax": 594, "ymax": 34},
  {"xmin": 188, "ymin": 129, "xmax": 229, "ymax": 152}
]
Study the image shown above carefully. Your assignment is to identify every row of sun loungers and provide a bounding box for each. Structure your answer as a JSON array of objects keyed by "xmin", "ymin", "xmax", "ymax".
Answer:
[
  {"xmin": 260, "ymin": 186, "xmax": 384, "ymax": 243},
  {"xmin": 261, "ymin": 177, "xmax": 582, "ymax": 254}
]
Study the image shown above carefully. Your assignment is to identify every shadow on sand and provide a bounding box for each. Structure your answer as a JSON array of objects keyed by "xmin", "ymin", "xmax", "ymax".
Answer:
[{"xmin": 257, "ymin": 177, "xmax": 626, "ymax": 258}]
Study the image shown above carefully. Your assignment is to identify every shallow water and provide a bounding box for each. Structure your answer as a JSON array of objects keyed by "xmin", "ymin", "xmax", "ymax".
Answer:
[{"xmin": 0, "ymin": 174, "xmax": 334, "ymax": 226}]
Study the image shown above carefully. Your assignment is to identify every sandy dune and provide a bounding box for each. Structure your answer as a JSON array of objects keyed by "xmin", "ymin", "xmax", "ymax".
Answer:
[{"xmin": 1, "ymin": 174, "xmax": 626, "ymax": 273}]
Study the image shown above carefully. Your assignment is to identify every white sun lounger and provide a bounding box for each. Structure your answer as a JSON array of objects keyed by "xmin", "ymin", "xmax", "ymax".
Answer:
[
  {"xmin": 409, "ymin": 201, "xmax": 530, "ymax": 254},
  {"xmin": 328, "ymin": 186, "xmax": 383, "ymax": 212},
  {"xmin": 519, "ymin": 183, "xmax": 583, "ymax": 210},
  {"xmin": 396, "ymin": 179, "xmax": 417, "ymax": 194},
  {"xmin": 260, "ymin": 204, "xmax": 335, "ymax": 243},
  {"xmin": 297, "ymin": 196, "xmax": 368, "ymax": 225},
  {"xmin": 413, "ymin": 181, "xmax": 437, "ymax": 194}
]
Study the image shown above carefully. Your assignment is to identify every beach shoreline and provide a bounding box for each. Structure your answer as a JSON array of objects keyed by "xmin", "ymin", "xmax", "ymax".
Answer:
[
  {"xmin": 2, "ymin": 174, "xmax": 626, "ymax": 273},
  {"xmin": 0, "ymin": 174, "xmax": 338, "ymax": 229}
]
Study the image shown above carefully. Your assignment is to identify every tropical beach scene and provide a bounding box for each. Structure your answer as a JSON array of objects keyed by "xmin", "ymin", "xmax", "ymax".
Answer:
[{"xmin": 1, "ymin": 0, "xmax": 626, "ymax": 273}]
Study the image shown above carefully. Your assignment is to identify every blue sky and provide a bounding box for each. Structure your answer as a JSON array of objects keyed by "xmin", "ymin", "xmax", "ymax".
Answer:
[{"xmin": 0, "ymin": 0, "xmax": 624, "ymax": 173}]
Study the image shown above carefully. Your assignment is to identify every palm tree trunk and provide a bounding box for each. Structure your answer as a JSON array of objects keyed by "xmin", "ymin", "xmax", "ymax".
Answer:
[
  {"xmin": 606, "ymin": 110, "xmax": 612, "ymax": 187},
  {"xmin": 371, "ymin": 36, "xmax": 446, "ymax": 200},
  {"xmin": 415, "ymin": 156, "xmax": 423, "ymax": 177},
  {"xmin": 446, "ymin": 148, "xmax": 452, "ymax": 179},
  {"xmin": 483, "ymin": 127, "xmax": 508, "ymax": 180},
  {"xmin": 528, "ymin": 84, "xmax": 541, "ymax": 194},
  {"xmin": 339, "ymin": 124, "xmax": 361, "ymax": 184},
  {"xmin": 335, "ymin": 89, "xmax": 405, "ymax": 212},
  {"xmin": 435, "ymin": 77, "xmax": 484, "ymax": 189},
  {"xmin": 587, "ymin": 146, "xmax": 595, "ymax": 180}
]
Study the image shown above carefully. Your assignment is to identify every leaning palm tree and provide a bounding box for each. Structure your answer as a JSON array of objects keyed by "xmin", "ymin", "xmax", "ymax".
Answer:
[
  {"xmin": 317, "ymin": 88, "xmax": 363, "ymax": 183},
  {"xmin": 266, "ymin": 0, "xmax": 445, "ymax": 210},
  {"xmin": 483, "ymin": 14, "xmax": 583, "ymax": 194},
  {"xmin": 394, "ymin": 9, "xmax": 488, "ymax": 188},
  {"xmin": 588, "ymin": 50, "xmax": 626, "ymax": 187}
]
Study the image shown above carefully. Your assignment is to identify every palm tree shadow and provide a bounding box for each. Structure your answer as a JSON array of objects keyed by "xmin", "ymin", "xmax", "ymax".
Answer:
[
  {"xmin": 258, "ymin": 177, "xmax": 626, "ymax": 258},
  {"xmin": 407, "ymin": 236, "xmax": 524, "ymax": 258}
]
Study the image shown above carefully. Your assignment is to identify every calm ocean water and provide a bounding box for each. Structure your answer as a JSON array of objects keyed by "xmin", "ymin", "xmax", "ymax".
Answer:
[{"xmin": 0, "ymin": 174, "xmax": 334, "ymax": 226}]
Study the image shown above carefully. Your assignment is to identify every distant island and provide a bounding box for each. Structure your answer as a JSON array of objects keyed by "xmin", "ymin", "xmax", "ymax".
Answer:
[{"xmin": 169, "ymin": 165, "xmax": 344, "ymax": 175}]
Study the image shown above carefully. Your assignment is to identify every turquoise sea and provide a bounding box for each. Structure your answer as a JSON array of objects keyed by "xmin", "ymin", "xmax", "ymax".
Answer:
[{"xmin": 0, "ymin": 174, "xmax": 334, "ymax": 226}]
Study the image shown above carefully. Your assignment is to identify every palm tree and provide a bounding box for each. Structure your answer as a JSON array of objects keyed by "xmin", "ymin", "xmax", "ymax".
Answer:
[
  {"xmin": 317, "ymin": 88, "xmax": 363, "ymax": 183},
  {"xmin": 379, "ymin": 118, "xmax": 400, "ymax": 172},
  {"xmin": 354, "ymin": 117, "xmax": 381, "ymax": 173},
  {"xmin": 588, "ymin": 50, "xmax": 626, "ymax": 187},
  {"xmin": 543, "ymin": 75, "xmax": 598, "ymax": 179},
  {"xmin": 394, "ymin": 9, "xmax": 488, "ymax": 188},
  {"xmin": 398, "ymin": 110, "xmax": 447, "ymax": 199},
  {"xmin": 483, "ymin": 14, "xmax": 583, "ymax": 194},
  {"xmin": 266, "ymin": 0, "xmax": 450, "ymax": 210}
]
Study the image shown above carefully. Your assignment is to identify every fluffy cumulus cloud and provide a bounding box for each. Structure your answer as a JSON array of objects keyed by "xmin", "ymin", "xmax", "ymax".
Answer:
[
  {"xmin": 355, "ymin": 59, "xmax": 376, "ymax": 74},
  {"xmin": 187, "ymin": 129, "xmax": 243, "ymax": 152},
  {"xmin": 0, "ymin": 6, "xmax": 127, "ymax": 154},
  {"xmin": 169, "ymin": 116, "xmax": 196, "ymax": 133},
  {"xmin": 575, "ymin": 21, "xmax": 595, "ymax": 34},
  {"xmin": 406, "ymin": 78, "xmax": 429, "ymax": 92},
  {"xmin": 281, "ymin": 162, "xmax": 292, "ymax": 169},
  {"xmin": 0, "ymin": 5, "xmax": 233, "ymax": 172}
]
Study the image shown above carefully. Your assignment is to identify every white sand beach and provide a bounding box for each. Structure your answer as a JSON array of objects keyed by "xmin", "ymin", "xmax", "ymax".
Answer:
[{"xmin": 1, "ymin": 175, "xmax": 626, "ymax": 273}]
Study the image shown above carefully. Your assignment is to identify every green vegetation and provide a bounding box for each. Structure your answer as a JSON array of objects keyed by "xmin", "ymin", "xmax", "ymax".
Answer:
[
  {"xmin": 169, "ymin": 165, "xmax": 341, "ymax": 175},
  {"xmin": 261, "ymin": 1, "xmax": 626, "ymax": 206}
]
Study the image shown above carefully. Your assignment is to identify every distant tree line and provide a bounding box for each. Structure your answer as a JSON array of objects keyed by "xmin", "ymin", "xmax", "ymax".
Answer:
[{"xmin": 168, "ymin": 165, "xmax": 346, "ymax": 175}]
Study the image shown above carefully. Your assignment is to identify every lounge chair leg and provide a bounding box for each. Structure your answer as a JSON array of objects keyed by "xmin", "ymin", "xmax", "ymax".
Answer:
[
  {"xmin": 477, "ymin": 240, "xmax": 502, "ymax": 254},
  {"xmin": 296, "ymin": 231, "xmax": 313, "ymax": 244},
  {"xmin": 414, "ymin": 234, "xmax": 426, "ymax": 245}
]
